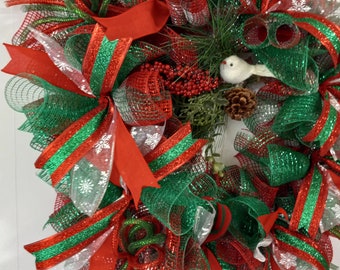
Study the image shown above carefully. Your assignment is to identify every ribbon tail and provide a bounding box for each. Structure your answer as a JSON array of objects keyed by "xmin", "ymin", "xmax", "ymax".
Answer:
[
  {"xmin": 114, "ymin": 111, "xmax": 159, "ymax": 207},
  {"xmin": 70, "ymin": 104, "xmax": 118, "ymax": 216},
  {"xmin": 2, "ymin": 43, "xmax": 90, "ymax": 97}
]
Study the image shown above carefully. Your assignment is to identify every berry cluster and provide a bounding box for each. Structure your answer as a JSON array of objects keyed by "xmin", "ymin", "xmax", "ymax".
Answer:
[{"xmin": 140, "ymin": 61, "xmax": 219, "ymax": 97}]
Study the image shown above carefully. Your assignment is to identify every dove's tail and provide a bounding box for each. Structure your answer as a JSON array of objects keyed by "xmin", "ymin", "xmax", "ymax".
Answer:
[{"xmin": 253, "ymin": 64, "xmax": 276, "ymax": 78}]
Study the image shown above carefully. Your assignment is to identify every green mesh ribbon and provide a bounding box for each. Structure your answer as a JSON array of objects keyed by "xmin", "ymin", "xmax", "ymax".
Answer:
[
  {"xmin": 5, "ymin": 75, "xmax": 98, "ymax": 151},
  {"xmin": 226, "ymin": 196, "xmax": 269, "ymax": 250},
  {"xmin": 236, "ymin": 135, "xmax": 311, "ymax": 186},
  {"xmin": 141, "ymin": 172, "xmax": 216, "ymax": 236},
  {"xmin": 330, "ymin": 225, "xmax": 340, "ymax": 239},
  {"xmin": 119, "ymin": 218, "xmax": 166, "ymax": 255},
  {"xmin": 259, "ymin": 144, "xmax": 310, "ymax": 186},
  {"xmin": 254, "ymin": 41, "xmax": 319, "ymax": 93},
  {"xmin": 273, "ymin": 92, "xmax": 322, "ymax": 140},
  {"xmin": 273, "ymin": 92, "xmax": 340, "ymax": 154}
]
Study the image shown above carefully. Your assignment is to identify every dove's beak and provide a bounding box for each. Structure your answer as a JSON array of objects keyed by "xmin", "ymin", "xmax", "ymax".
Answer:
[{"xmin": 221, "ymin": 60, "xmax": 227, "ymax": 65}]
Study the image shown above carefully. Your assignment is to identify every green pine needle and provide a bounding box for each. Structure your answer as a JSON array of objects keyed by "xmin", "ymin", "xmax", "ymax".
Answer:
[{"xmin": 184, "ymin": 0, "xmax": 241, "ymax": 76}]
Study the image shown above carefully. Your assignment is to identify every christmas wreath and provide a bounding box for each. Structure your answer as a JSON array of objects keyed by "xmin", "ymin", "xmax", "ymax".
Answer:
[{"xmin": 3, "ymin": 0, "xmax": 340, "ymax": 269}]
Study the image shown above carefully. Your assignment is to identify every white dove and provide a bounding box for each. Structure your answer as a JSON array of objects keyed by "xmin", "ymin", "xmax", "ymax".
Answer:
[{"xmin": 220, "ymin": 55, "xmax": 276, "ymax": 84}]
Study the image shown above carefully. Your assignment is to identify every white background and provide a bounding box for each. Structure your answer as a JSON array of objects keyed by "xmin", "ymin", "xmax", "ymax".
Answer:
[{"xmin": 0, "ymin": 3, "xmax": 339, "ymax": 270}]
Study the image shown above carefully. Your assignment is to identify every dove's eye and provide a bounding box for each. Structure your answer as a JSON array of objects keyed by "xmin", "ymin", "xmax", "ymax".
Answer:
[{"xmin": 229, "ymin": 63, "xmax": 233, "ymax": 67}]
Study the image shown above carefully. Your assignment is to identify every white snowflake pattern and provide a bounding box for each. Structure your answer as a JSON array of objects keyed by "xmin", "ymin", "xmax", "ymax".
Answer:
[
  {"xmin": 98, "ymin": 171, "xmax": 109, "ymax": 187},
  {"xmin": 78, "ymin": 178, "xmax": 94, "ymax": 194},
  {"xmin": 52, "ymin": 56, "xmax": 74, "ymax": 72},
  {"xmin": 279, "ymin": 252, "xmax": 297, "ymax": 269},
  {"xmin": 331, "ymin": 204, "xmax": 340, "ymax": 219},
  {"xmin": 145, "ymin": 133, "xmax": 161, "ymax": 149},
  {"xmin": 94, "ymin": 134, "xmax": 112, "ymax": 154},
  {"xmin": 289, "ymin": 0, "xmax": 311, "ymax": 12}
]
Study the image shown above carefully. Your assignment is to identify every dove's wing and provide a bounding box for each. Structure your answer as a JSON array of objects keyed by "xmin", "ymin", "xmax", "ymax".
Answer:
[{"xmin": 253, "ymin": 64, "xmax": 276, "ymax": 78}]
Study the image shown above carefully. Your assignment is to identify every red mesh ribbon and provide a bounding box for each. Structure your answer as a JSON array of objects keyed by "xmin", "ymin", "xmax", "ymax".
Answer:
[
  {"xmin": 216, "ymin": 234, "xmax": 262, "ymax": 270},
  {"xmin": 181, "ymin": 0, "xmax": 210, "ymax": 26},
  {"xmin": 113, "ymin": 70, "xmax": 172, "ymax": 126},
  {"xmin": 162, "ymin": 27, "xmax": 198, "ymax": 66}
]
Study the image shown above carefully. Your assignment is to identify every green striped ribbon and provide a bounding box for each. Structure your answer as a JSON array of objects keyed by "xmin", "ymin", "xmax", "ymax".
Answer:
[
  {"xmin": 292, "ymin": 13, "xmax": 340, "ymax": 66},
  {"xmin": 144, "ymin": 123, "xmax": 207, "ymax": 180},
  {"xmin": 42, "ymin": 107, "xmax": 107, "ymax": 177},
  {"xmin": 290, "ymin": 165, "xmax": 328, "ymax": 238},
  {"xmin": 25, "ymin": 196, "xmax": 130, "ymax": 269},
  {"xmin": 274, "ymin": 226, "xmax": 330, "ymax": 270},
  {"xmin": 87, "ymin": 38, "xmax": 118, "ymax": 96}
]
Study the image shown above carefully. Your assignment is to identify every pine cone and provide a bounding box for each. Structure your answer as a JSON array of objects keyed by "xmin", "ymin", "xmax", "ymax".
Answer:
[{"xmin": 225, "ymin": 87, "xmax": 257, "ymax": 120}]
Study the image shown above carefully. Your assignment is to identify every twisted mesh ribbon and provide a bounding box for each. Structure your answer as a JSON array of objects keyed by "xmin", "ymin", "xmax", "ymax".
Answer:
[
  {"xmin": 235, "ymin": 130, "xmax": 310, "ymax": 186},
  {"xmin": 113, "ymin": 70, "xmax": 172, "ymax": 126},
  {"xmin": 273, "ymin": 92, "xmax": 340, "ymax": 156},
  {"xmin": 141, "ymin": 171, "xmax": 215, "ymax": 236}
]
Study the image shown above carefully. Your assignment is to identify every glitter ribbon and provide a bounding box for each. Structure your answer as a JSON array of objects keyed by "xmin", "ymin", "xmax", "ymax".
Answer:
[
  {"xmin": 274, "ymin": 226, "xmax": 331, "ymax": 270},
  {"xmin": 290, "ymin": 165, "xmax": 329, "ymax": 239},
  {"xmin": 24, "ymin": 195, "xmax": 130, "ymax": 270},
  {"xmin": 288, "ymin": 10, "xmax": 340, "ymax": 66},
  {"xmin": 110, "ymin": 217, "xmax": 166, "ymax": 269},
  {"xmin": 145, "ymin": 123, "xmax": 207, "ymax": 181}
]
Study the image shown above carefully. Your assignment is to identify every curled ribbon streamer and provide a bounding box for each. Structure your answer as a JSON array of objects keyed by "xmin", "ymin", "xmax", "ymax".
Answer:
[
  {"xmin": 24, "ymin": 195, "xmax": 131, "ymax": 270},
  {"xmin": 111, "ymin": 218, "xmax": 166, "ymax": 269}
]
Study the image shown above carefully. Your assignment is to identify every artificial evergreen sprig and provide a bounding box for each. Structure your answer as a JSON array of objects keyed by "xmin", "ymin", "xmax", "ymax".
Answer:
[{"xmin": 183, "ymin": 0, "xmax": 241, "ymax": 77}]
